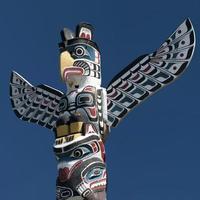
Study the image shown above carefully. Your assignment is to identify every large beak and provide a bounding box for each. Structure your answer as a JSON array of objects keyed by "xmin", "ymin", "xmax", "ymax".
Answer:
[{"xmin": 60, "ymin": 51, "xmax": 84, "ymax": 82}]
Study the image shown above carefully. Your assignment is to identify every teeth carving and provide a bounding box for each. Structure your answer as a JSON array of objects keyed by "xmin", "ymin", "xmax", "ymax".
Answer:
[
  {"xmin": 76, "ymin": 183, "xmax": 88, "ymax": 193},
  {"xmin": 90, "ymin": 179, "xmax": 106, "ymax": 189}
]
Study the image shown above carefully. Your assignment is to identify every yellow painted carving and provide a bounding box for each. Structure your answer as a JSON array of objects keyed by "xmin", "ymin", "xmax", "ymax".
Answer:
[
  {"xmin": 60, "ymin": 51, "xmax": 74, "ymax": 80},
  {"xmin": 55, "ymin": 133, "xmax": 82, "ymax": 145},
  {"xmin": 70, "ymin": 122, "xmax": 83, "ymax": 133},
  {"xmin": 56, "ymin": 125, "xmax": 69, "ymax": 138}
]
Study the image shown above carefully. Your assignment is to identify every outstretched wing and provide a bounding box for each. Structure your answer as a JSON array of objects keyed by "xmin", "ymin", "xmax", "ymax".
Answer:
[
  {"xmin": 10, "ymin": 71, "xmax": 64, "ymax": 130},
  {"xmin": 106, "ymin": 18, "xmax": 195, "ymax": 127}
]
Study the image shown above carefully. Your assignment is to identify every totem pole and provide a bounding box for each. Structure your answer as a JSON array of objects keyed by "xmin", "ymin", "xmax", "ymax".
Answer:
[{"xmin": 10, "ymin": 19, "xmax": 195, "ymax": 200}]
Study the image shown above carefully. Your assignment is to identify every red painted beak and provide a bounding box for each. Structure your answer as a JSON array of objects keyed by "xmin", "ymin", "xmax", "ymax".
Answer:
[{"xmin": 63, "ymin": 67, "xmax": 84, "ymax": 81}]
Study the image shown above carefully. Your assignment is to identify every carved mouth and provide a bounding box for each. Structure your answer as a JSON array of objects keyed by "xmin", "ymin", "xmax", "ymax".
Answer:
[
  {"xmin": 90, "ymin": 178, "xmax": 107, "ymax": 190},
  {"xmin": 63, "ymin": 67, "xmax": 84, "ymax": 81}
]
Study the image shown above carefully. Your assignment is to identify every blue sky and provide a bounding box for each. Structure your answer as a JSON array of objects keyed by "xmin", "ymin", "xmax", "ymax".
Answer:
[{"xmin": 1, "ymin": 0, "xmax": 200, "ymax": 199}]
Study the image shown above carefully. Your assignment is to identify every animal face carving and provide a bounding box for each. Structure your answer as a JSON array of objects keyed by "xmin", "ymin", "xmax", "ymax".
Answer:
[
  {"xmin": 59, "ymin": 23, "xmax": 101, "ymax": 90},
  {"xmin": 55, "ymin": 134, "xmax": 107, "ymax": 200}
]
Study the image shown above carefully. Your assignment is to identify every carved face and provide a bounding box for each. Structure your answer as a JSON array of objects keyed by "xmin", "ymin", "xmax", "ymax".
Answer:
[
  {"xmin": 54, "ymin": 134, "xmax": 107, "ymax": 200},
  {"xmin": 59, "ymin": 23, "xmax": 101, "ymax": 91},
  {"xmin": 60, "ymin": 41, "xmax": 101, "ymax": 91}
]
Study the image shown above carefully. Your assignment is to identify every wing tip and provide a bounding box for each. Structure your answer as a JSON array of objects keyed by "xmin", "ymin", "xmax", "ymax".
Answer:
[
  {"xmin": 185, "ymin": 17, "xmax": 194, "ymax": 27},
  {"xmin": 185, "ymin": 17, "xmax": 191, "ymax": 23},
  {"xmin": 13, "ymin": 109, "xmax": 23, "ymax": 119},
  {"xmin": 10, "ymin": 70, "xmax": 21, "ymax": 78},
  {"xmin": 183, "ymin": 18, "xmax": 195, "ymax": 36},
  {"xmin": 10, "ymin": 70, "xmax": 16, "ymax": 83},
  {"xmin": 184, "ymin": 17, "xmax": 196, "ymax": 60}
]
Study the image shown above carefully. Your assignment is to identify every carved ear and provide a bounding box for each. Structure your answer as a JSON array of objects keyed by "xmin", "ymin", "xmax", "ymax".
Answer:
[
  {"xmin": 60, "ymin": 27, "xmax": 75, "ymax": 42},
  {"xmin": 59, "ymin": 28, "xmax": 75, "ymax": 51},
  {"xmin": 76, "ymin": 23, "xmax": 94, "ymax": 40}
]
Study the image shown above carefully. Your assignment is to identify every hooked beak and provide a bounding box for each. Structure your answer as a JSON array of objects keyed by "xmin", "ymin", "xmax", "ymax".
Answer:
[
  {"xmin": 63, "ymin": 67, "xmax": 84, "ymax": 81},
  {"xmin": 60, "ymin": 51, "xmax": 85, "ymax": 82}
]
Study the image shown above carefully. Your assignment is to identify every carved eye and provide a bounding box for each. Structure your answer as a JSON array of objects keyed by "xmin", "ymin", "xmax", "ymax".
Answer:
[
  {"xmin": 73, "ymin": 149, "xmax": 83, "ymax": 158},
  {"xmin": 58, "ymin": 97, "xmax": 68, "ymax": 112},
  {"xmin": 76, "ymin": 93, "xmax": 94, "ymax": 107},
  {"xmin": 70, "ymin": 146, "xmax": 91, "ymax": 159},
  {"xmin": 79, "ymin": 96, "xmax": 90, "ymax": 102},
  {"xmin": 75, "ymin": 46, "xmax": 85, "ymax": 57},
  {"xmin": 87, "ymin": 168, "xmax": 103, "ymax": 180}
]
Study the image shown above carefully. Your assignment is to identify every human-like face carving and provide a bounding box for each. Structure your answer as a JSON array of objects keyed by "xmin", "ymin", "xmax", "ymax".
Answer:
[{"xmin": 54, "ymin": 134, "xmax": 107, "ymax": 200}]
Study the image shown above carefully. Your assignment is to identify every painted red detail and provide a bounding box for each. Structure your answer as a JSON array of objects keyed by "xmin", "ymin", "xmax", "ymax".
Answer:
[
  {"xmin": 59, "ymin": 167, "xmax": 70, "ymax": 182},
  {"xmin": 109, "ymin": 90, "xmax": 118, "ymax": 98},
  {"xmin": 83, "ymin": 86, "xmax": 94, "ymax": 92},
  {"xmin": 69, "ymin": 160, "xmax": 82, "ymax": 178},
  {"xmin": 58, "ymin": 161, "xmax": 82, "ymax": 182},
  {"xmin": 99, "ymin": 141, "xmax": 105, "ymax": 162},
  {"xmin": 86, "ymin": 34, "xmax": 91, "ymax": 40},
  {"xmin": 85, "ymin": 124, "xmax": 96, "ymax": 134},
  {"xmin": 91, "ymin": 184, "xmax": 106, "ymax": 191},
  {"xmin": 88, "ymin": 107, "xmax": 97, "ymax": 117},
  {"xmin": 89, "ymin": 178, "xmax": 107, "ymax": 191},
  {"xmin": 131, "ymin": 73, "xmax": 140, "ymax": 81},
  {"xmin": 119, "ymin": 81, "xmax": 129, "ymax": 90},
  {"xmin": 91, "ymin": 142, "xmax": 98, "ymax": 153},
  {"xmin": 63, "ymin": 67, "xmax": 84, "ymax": 80},
  {"xmin": 95, "ymin": 51, "xmax": 100, "ymax": 64},
  {"xmin": 103, "ymin": 171, "xmax": 107, "ymax": 178},
  {"xmin": 80, "ymin": 33, "xmax": 86, "ymax": 38},
  {"xmin": 142, "ymin": 64, "xmax": 151, "ymax": 73}
]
